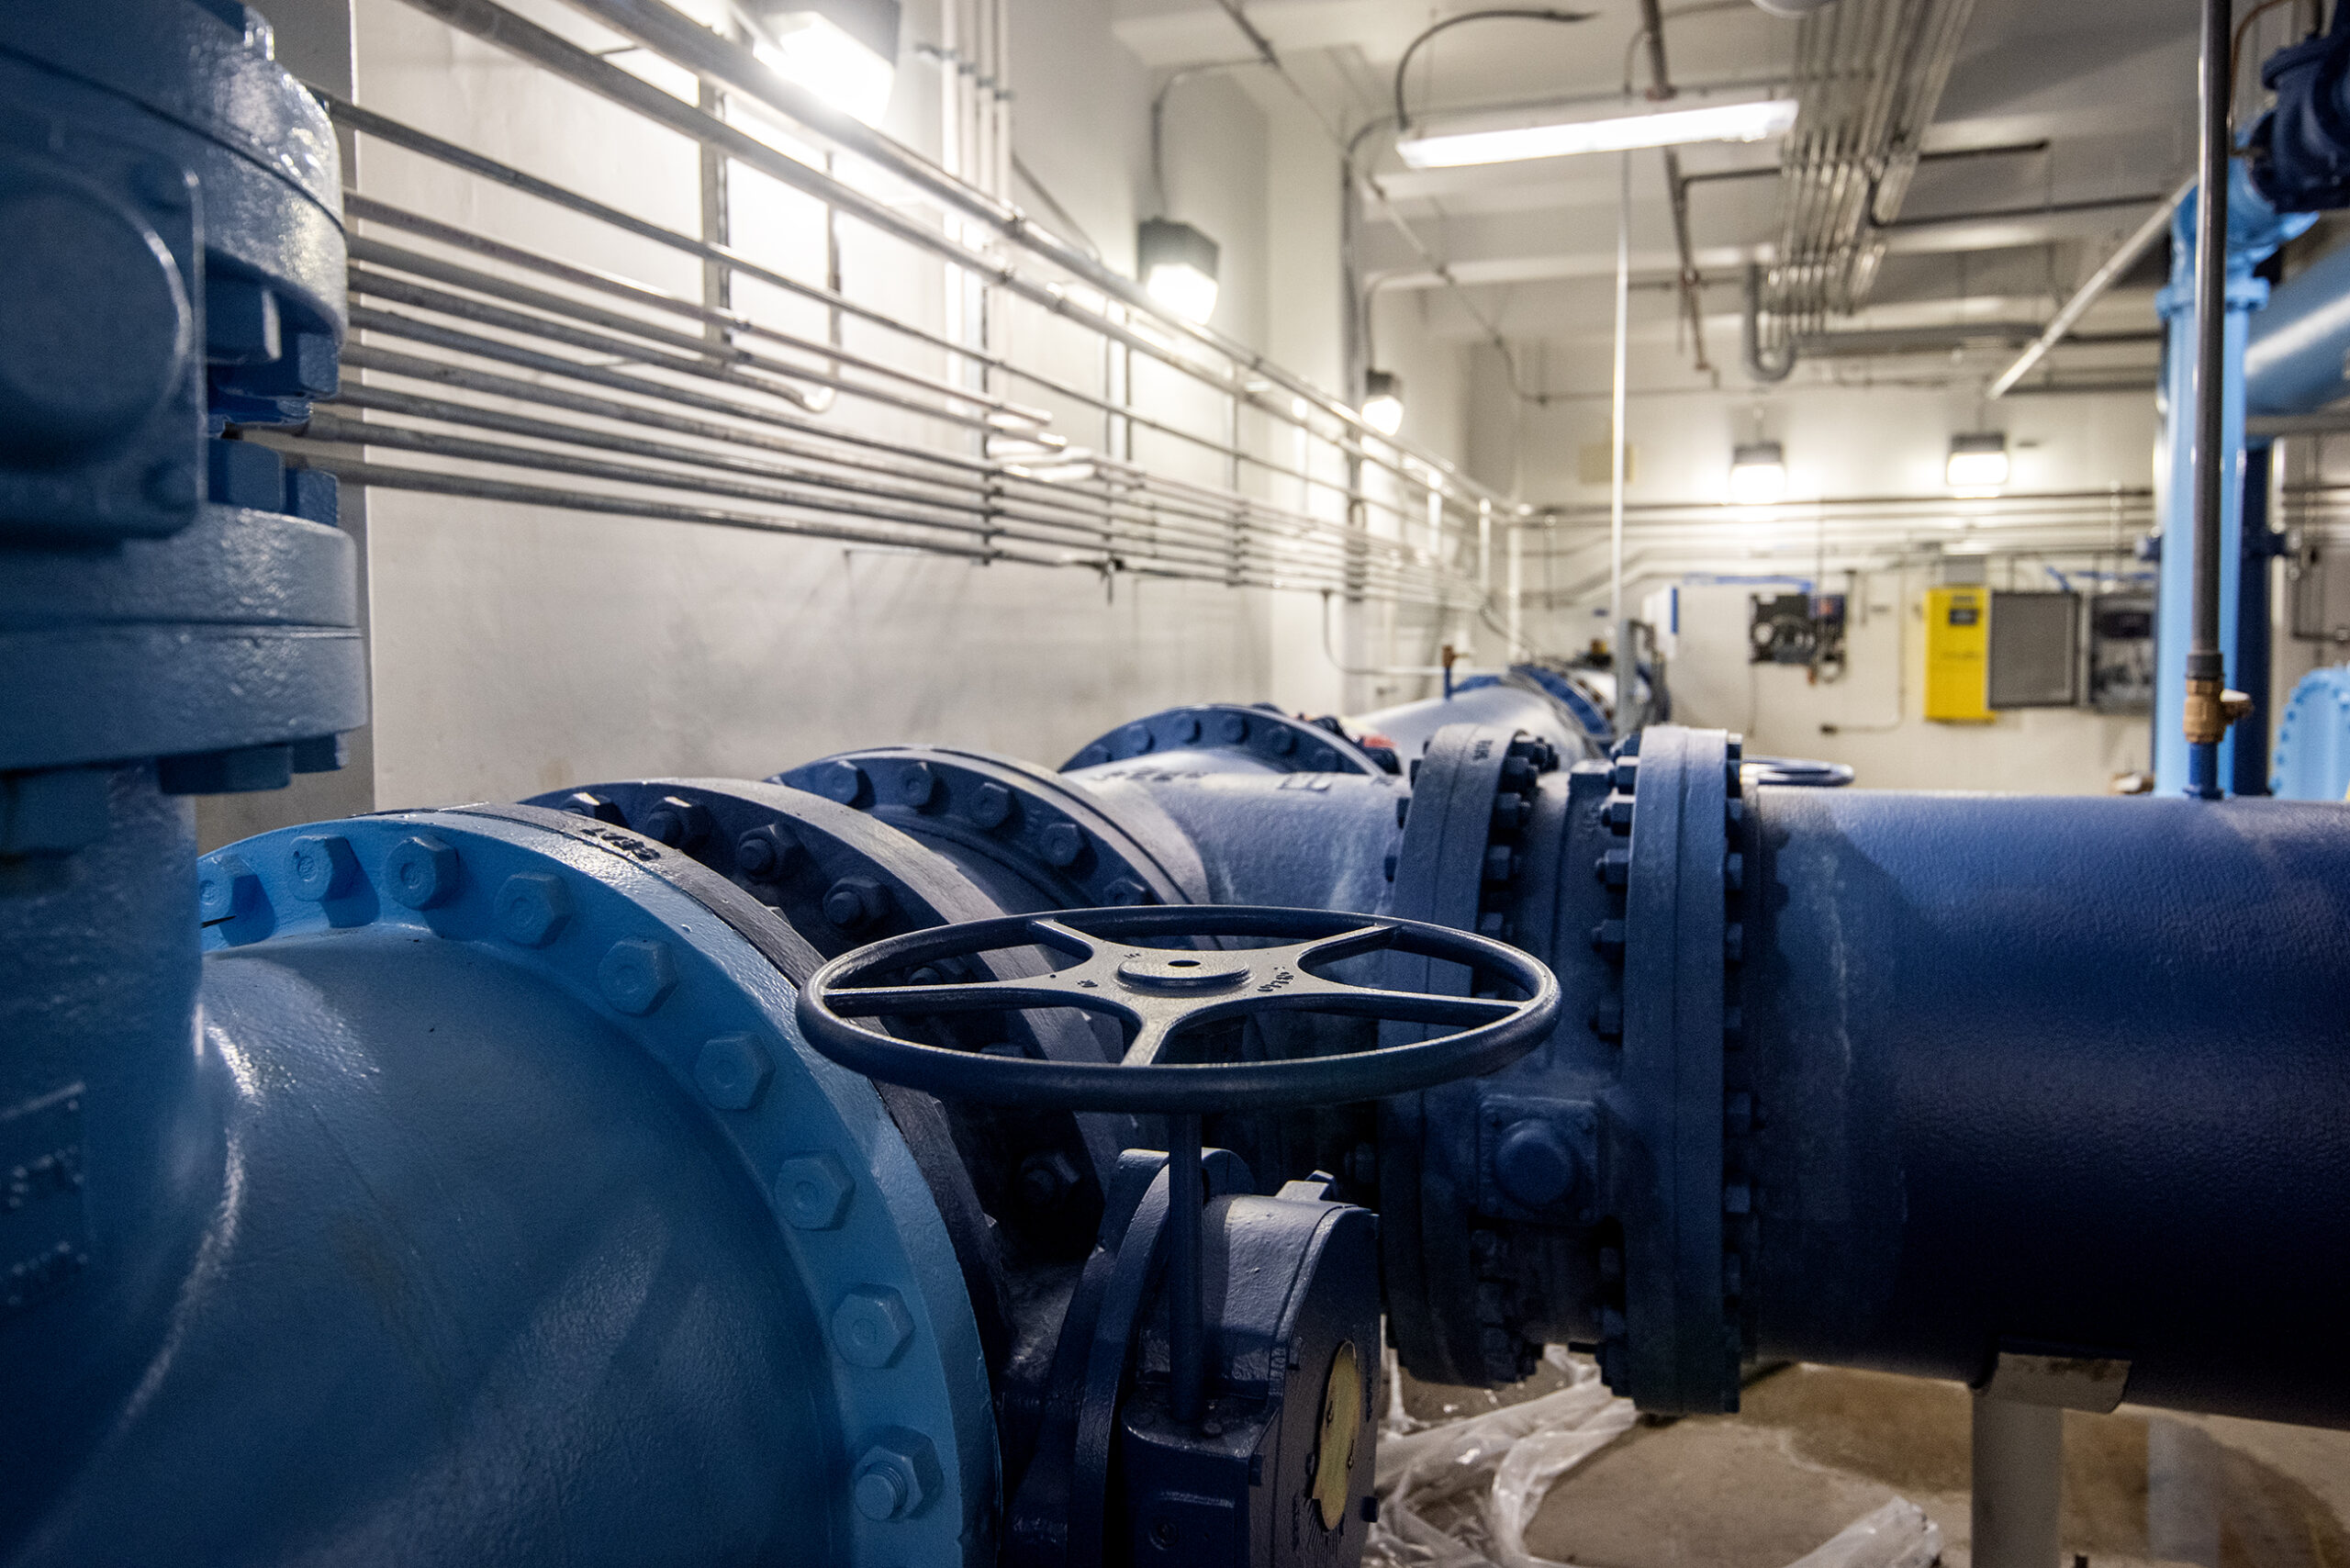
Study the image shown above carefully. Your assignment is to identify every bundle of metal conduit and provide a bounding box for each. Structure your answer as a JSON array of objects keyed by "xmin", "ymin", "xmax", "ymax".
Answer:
[{"xmin": 9, "ymin": 6, "xmax": 2350, "ymax": 1566}]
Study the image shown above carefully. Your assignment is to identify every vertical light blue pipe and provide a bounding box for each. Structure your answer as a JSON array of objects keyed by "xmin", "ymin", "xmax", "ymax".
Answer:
[{"xmin": 2153, "ymin": 166, "xmax": 2309, "ymax": 794}]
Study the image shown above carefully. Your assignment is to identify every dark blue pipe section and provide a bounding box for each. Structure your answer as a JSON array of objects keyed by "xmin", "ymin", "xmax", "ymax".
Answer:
[{"xmin": 1749, "ymin": 787, "xmax": 2350, "ymax": 1426}]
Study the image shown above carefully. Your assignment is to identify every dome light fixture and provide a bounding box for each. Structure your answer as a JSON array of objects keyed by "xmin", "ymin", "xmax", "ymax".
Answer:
[
  {"xmin": 1728, "ymin": 441, "xmax": 1787, "ymax": 506},
  {"xmin": 1138, "ymin": 218, "xmax": 1221, "ymax": 324},
  {"xmin": 1946, "ymin": 431, "xmax": 2010, "ymax": 496},
  {"xmin": 1361, "ymin": 369, "xmax": 1404, "ymax": 436},
  {"xmin": 746, "ymin": 0, "xmax": 902, "ymax": 129}
]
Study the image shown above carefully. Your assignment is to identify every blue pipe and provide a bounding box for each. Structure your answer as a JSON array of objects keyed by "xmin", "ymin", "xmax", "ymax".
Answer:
[
  {"xmin": 2152, "ymin": 168, "xmax": 2308, "ymax": 794},
  {"xmin": 2244, "ymin": 233, "xmax": 2350, "ymax": 413}
]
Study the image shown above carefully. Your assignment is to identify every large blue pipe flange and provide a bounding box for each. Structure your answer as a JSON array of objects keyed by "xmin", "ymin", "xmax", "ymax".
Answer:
[
  {"xmin": 1600, "ymin": 726, "xmax": 1747, "ymax": 1415},
  {"xmin": 774, "ymin": 746, "xmax": 1206, "ymax": 912},
  {"xmin": 523, "ymin": 777, "xmax": 1138, "ymax": 1218},
  {"xmin": 1380, "ymin": 722, "xmax": 1563, "ymax": 1386},
  {"xmin": 2272, "ymin": 666, "xmax": 2350, "ymax": 799},
  {"xmin": 1061, "ymin": 704, "xmax": 1389, "ymax": 778},
  {"xmin": 26, "ymin": 804, "xmax": 1007, "ymax": 1565},
  {"xmin": 0, "ymin": 0, "xmax": 358, "ymax": 793}
]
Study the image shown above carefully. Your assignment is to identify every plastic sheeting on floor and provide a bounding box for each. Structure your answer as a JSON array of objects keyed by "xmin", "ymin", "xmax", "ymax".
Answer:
[{"xmin": 1366, "ymin": 1349, "xmax": 1942, "ymax": 1568}]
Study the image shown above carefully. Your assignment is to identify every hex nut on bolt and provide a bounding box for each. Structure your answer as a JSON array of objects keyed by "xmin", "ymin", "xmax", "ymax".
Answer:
[
  {"xmin": 824, "ymin": 877, "xmax": 892, "ymax": 931},
  {"xmin": 775, "ymin": 1152, "xmax": 854, "ymax": 1229},
  {"xmin": 640, "ymin": 795, "xmax": 712, "ymax": 850},
  {"xmin": 695, "ymin": 1034, "xmax": 773, "ymax": 1111},
  {"xmin": 557, "ymin": 791, "xmax": 628, "ymax": 825},
  {"xmin": 896, "ymin": 762, "xmax": 938, "ymax": 807},
  {"xmin": 384, "ymin": 834, "xmax": 460, "ymax": 909},
  {"xmin": 1040, "ymin": 823, "xmax": 1086, "ymax": 868},
  {"xmin": 287, "ymin": 834, "xmax": 360, "ymax": 901},
  {"xmin": 817, "ymin": 761, "xmax": 867, "ymax": 805},
  {"xmin": 599, "ymin": 938, "xmax": 677, "ymax": 1014},
  {"xmin": 734, "ymin": 824, "xmax": 799, "ymax": 880},
  {"xmin": 199, "ymin": 854, "xmax": 264, "ymax": 924},
  {"xmin": 852, "ymin": 1429, "xmax": 940, "ymax": 1521},
  {"xmin": 968, "ymin": 781, "xmax": 1013, "ymax": 830},
  {"xmin": 833, "ymin": 1285, "xmax": 915, "ymax": 1368},
  {"xmin": 495, "ymin": 873, "xmax": 572, "ymax": 946}
]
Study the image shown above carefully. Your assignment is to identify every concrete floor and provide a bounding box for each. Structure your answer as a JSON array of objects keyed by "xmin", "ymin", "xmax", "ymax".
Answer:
[{"xmin": 1397, "ymin": 1362, "xmax": 2350, "ymax": 1568}]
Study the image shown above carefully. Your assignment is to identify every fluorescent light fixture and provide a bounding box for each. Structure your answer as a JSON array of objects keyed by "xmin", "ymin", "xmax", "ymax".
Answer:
[
  {"xmin": 1361, "ymin": 369, "xmax": 1404, "ymax": 436},
  {"xmin": 1397, "ymin": 97, "xmax": 1798, "ymax": 170},
  {"xmin": 750, "ymin": 1, "xmax": 899, "ymax": 128},
  {"xmin": 1138, "ymin": 218, "xmax": 1220, "ymax": 324},
  {"xmin": 1728, "ymin": 441, "xmax": 1786, "ymax": 506},
  {"xmin": 1946, "ymin": 432, "xmax": 2009, "ymax": 493}
]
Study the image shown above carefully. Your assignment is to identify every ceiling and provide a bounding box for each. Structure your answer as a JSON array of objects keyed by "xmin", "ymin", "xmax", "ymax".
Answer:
[{"xmin": 1110, "ymin": 0, "xmax": 2296, "ymax": 397}]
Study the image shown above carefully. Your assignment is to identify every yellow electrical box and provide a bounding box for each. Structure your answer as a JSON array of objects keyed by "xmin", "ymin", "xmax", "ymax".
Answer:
[{"xmin": 1925, "ymin": 587, "xmax": 1994, "ymax": 722}]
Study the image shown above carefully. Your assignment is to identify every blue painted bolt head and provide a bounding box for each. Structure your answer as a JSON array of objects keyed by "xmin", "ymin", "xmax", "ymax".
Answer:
[
  {"xmin": 823, "ymin": 877, "xmax": 891, "ymax": 931},
  {"xmin": 1173, "ymin": 715, "xmax": 1202, "ymax": 743},
  {"xmin": 1040, "ymin": 823, "xmax": 1085, "ymax": 868},
  {"xmin": 1104, "ymin": 878, "xmax": 1147, "ymax": 906},
  {"xmin": 817, "ymin": 761, "xmax": 867, "ymax": 805},
  {"xmin": 1268, "ymin": 728, "xmax": 1296, "ymax": 756},
  {"xmin": 852, "ymin": 1430, "xmax": 938, "ymax": 1521},
  {"xmin": 495, "ymin": 873, "xmax": 571, "ymax": 946},
  {"xmin": 198, "ymin": 854, "xmax": 263, "ymax": 922},
  {"xmin": 1494, "ymin": 1120, "xmax": 1581, "ymax": 1209},
  {"xmin": 833, "ymin": 1285, "xmax": 915, "ymax": 1368},
  {"xmin": 695, "ymin": 1034, "xmax": 773, "ymax": 1111},
  {"xmin": 734, "ymin": 824, "xmax": 799, "ymax": 880},
  {"xmin": 384, "ymin": 834, "xmax": 460, "ymax": 909},
  {"xmin": 775, "ymin": 1153, "xmax": 854, "ymax": 1229},
  {"xmin": 599, "ymin": 938, "xmax": 678, "ymax": 1014},
  {"xmin": 287, "ymin": 834, "xmax": 360, "ymax": 901},
  {"xmin": 1118, "ymin": 723, "xmax": 1153, "ymax": 755},
  {"xmin": 143, "ymin": 461, "xmax": 199, "ymax": 510},
  {"xmin": 640, "ymin": 794, "xmax": 712, "ymax": 850},
  {"xmin": 1218, "ymin": 712, "xmax": 1249, "ymax": 744},
  {"xmin": 896, "ymin": 762, "xmax": 938, "ymax": 807},
  {"xmin": 968, "ymin": 781, "xmax": 1013, "ymax": 830}
]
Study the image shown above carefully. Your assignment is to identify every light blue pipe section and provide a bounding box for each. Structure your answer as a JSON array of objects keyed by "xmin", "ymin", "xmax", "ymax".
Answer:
[
  {"xmin": 2152, "ymin": 170, "xmax": 2309, "ymax": 794},
  {"xmin": 2245, "ymin": 234, "xmax": 2350, "ymax": 415}
]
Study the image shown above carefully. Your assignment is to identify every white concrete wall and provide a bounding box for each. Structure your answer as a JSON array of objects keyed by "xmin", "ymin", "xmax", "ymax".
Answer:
[
  {"xmin": 241, "ymin": 0, "xmax": 1427, "ymax": 815},
  {"xmin": 1667, "ymin": 576, "xmax": 2150, "ymax": 794},
  {"xmin": 1474, "ymin": 345, "xmax": 2164, "ymax": 793}
]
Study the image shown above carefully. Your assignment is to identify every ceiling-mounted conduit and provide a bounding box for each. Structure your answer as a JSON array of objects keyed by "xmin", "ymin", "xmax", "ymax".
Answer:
[{"xmin": 1745, "ymin": 0, "xmax": 1978, "ymax": 381}]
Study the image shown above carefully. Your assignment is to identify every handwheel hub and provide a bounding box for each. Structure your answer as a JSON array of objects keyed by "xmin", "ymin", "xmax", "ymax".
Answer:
[{"xmin": 1112, "ymin": 950, "xmax": 1253, "ymax": 993}]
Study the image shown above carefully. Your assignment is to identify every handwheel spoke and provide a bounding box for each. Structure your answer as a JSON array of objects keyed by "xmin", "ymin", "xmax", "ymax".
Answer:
[
  {"xmin": 1285, "ymin": 923, "xmax": 1400, "ymax": 969},
  {"xmin": 1120, "ymin": 1017, "xmax": 1182, "ymax": 1068},
  {"xmin": 822, "ymin": 974, "xmax": 1094, "ymax": 1017},
  {"xmin": 1025, "ymin": 917, "xmax": 1104, "ymax": 960},
  {"xmin": 1271, "ymin": 978, "xmax": 1524, "ymax": 1026}
]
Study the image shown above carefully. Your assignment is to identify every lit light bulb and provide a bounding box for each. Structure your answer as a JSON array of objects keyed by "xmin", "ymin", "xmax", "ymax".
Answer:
[
  {"xmin": 755, "ymin": 13, "xmax": 895, "ymax": 129},
  {"xmin": 1945, "ymin": 433, "xmax": 2010, "ymax": 493},
  {"xmin": 1361, "ymin": 370, "xmax": 1404, "ymax": 435},
  {"xmin": 1727, "ymin": 442, "xmax": 1786, "ymax": 506},
  {"xmin": 1144, "ymin": 261, "xmax": 1219, "ymax": 324}
]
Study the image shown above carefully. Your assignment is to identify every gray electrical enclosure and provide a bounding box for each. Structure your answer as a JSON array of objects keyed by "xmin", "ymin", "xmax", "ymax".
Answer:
[{"xmin": 1988, "ymin": 590, "xmax": 2081, "ymax": 709}]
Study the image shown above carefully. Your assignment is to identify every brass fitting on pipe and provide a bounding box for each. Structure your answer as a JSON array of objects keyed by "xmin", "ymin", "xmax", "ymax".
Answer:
[{"xmin": 2182, "ymin": 678, "xmax": 2255, "ymax": 745}]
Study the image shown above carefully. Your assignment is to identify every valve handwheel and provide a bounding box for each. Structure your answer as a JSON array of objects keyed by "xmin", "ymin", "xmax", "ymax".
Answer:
[
  {"xmin": 795, "ymin": 903, "xmax": 1560, "ymax": 1112},
  {"xmin": 798, "ymin": 903, "xmax": 1561, "ymax": 1427}
]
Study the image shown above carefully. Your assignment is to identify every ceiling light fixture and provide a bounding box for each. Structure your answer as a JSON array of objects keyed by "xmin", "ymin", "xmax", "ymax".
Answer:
[
  {"xmin": 1395, "ymin": 96, "xmax": 1799, "ymax": 170},
  {"xmin": 1137, "ymin": 218, "xmax": 1221, "ymax": 324},
  {"xmin": 1361, "ymin": 370, "xmax": 1404, "ymax": 436},
  {"xmin": 1946, "ymin": 431, "xmax": 2010, "ymax": 495},
  {"xmin": 747, "ymin": 0, "xmax": 901, "ymax": 128},
  {"xmin": 1728, "ymin": 441, "xmax": 1787, "ymax": 506}
]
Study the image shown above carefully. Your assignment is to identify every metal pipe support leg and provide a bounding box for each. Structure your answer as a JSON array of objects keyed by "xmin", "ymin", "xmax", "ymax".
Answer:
[{"xmin": 1971, "ymin": 1396, "xmax": 2062, "ymax": 1568}]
